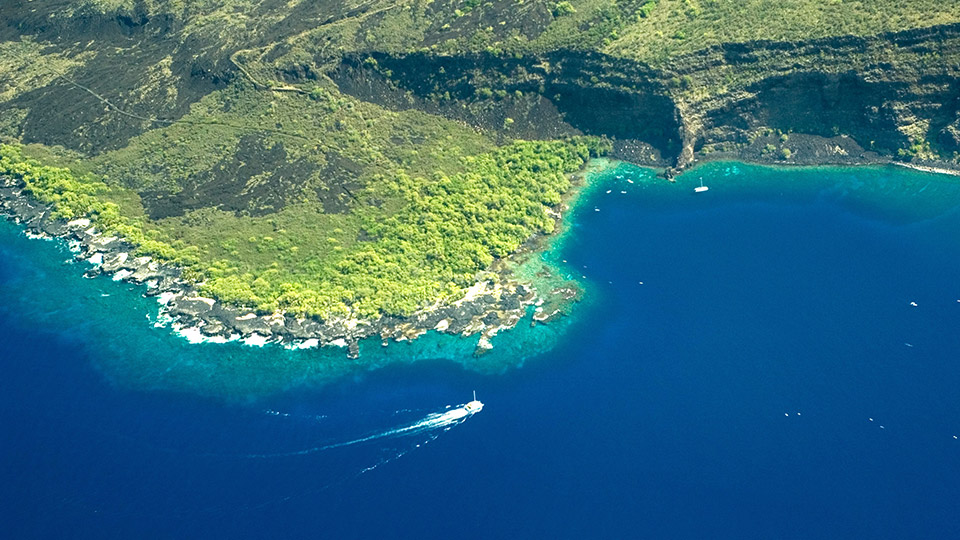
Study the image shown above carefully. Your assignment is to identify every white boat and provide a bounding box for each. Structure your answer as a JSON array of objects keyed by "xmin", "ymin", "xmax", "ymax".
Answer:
[
  {"xmin": 464, "ymin": 391, "xmax": 483, "ymax": 414},
  {"xmin": 694, "ymin": 178, "xmax": 709, "ymax": 192}
]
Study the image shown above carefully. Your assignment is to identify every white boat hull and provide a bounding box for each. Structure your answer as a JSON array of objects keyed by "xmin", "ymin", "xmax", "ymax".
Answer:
[{"xmin": 464, "ymin": 400, "xmax": 483, "ymax": 414}]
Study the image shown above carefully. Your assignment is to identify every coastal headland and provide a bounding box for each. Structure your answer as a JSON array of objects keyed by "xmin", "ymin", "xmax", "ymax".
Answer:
[
  {"xmin": 3, "ymin": 1, "xmax": 960, "ymax": 357},
  {"xmin": 0, "ymin": 166, "xmax": 588, "ymax": 357}
]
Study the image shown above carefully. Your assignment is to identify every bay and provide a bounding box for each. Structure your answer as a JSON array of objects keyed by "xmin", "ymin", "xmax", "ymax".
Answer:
[{"xmin": 2, "ymin": 161, "xmax": 960, "ymax": 539}]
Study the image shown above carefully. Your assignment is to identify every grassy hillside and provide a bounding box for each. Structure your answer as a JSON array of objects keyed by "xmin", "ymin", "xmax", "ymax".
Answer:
[
  {"xmin": 606, "ymin": 0, "xmax": 960, "ymax": 63},
  {"xmin": 43, "ymin": 1, "xmax": 960, "ymax": 59}
]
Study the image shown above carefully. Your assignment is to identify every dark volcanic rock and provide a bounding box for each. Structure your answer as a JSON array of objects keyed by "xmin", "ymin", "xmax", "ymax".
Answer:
[
  {"xmin": 481, "ymin": 312, "xmax": 500, "ymax": 325},
  {"xmin": 939, "ymin": 121, "xmax": 960, "ymax": 153},
  {"xmin": 201, "ymin": 322, "xmax": 225, "ymax": 336},
  {"xmin": 0, "ymin": 172, "xmax": 578, "ymax": 357},
  {"xmin": 231, "ymin": 314, "xmax": 272, "ymax": 335},
  {"xmin": 500, "ymin": 294, "xmax": 521, "ymax": 311},
  {"xmin": 169, "ymin": 297, "xmax": 215, "ymax": 317}
]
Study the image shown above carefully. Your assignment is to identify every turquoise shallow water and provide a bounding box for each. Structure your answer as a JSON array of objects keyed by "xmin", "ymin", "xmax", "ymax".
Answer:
[
  {"xmin": 3, "ymin": 161, "xmax": 960, "ymax": 538},
  {"xmin": 0, "ymin": 217, "xmax": 583, "ymax": 399}
]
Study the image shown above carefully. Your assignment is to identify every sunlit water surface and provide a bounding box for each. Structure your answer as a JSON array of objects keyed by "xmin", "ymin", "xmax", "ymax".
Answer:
[{"xmin": 3, "ymin": 162, "xmax": 960, "ymax": 538}]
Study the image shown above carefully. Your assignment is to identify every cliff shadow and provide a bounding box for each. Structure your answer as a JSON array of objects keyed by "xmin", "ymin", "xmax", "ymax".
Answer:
[
  {"xmin": 708, "ymin": 72, "xmax": 909, "ymax": 154},
  {"xmin": 330, "ymin": 52, "xmax": 682, "ymax": 160}
]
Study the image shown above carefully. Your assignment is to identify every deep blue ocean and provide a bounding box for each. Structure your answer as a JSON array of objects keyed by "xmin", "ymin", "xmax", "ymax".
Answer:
[{"xmin": 3, "ymin": 161, "xmax": 960, "ymax": 539}]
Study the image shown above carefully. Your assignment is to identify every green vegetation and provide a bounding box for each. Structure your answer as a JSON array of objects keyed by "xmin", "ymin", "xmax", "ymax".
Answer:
[
  {"xmin": 37, "ymin": 0, "xmax": 960, "ymax": 65},
  {"xmin": 201, "ymin": 138, "xmax": 604, "ymax": 318},
  {"xmin": 553, "ymin": 2, "xmax": 577, "ymax": 17},
  {"xmin": 898, "ymin": 138, "xmax": 935, "ymax": 160},
  {"xmin": 3, "ymin": 0, "xmax": 960, "ymax": 328},
  {"xmin": 0, "ymin": 144, "xmax": 198, "ymax": 265},
  {"xmin": 605, "ymin": 0, "xmax": 960, "ymax": 63},
  {"xmin": 91, "ymin": 81, "xmax": 494, "ymax": 196},
  {"xmin": 0, "ymin": 39, "xmax": 86, "ymax": 105},
  {"xmin": 2, "ymin": 137, "xmax": 606, "ymax": 319}
]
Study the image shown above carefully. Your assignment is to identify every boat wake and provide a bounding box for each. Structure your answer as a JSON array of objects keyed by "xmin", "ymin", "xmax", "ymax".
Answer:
[
  {"xmin": 244, "ymin": 400, "xmax": 482, "ymax": 459},
  {"xmin": 208, "ymin": 398, "xmax": 486, "ymax": 511}
]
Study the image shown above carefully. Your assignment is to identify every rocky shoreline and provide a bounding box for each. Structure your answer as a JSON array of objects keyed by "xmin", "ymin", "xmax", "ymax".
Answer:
[
  {"xmin": 5, "ymin": 152, "xmax": 954, "ymax": 358},
  {"xmin": 658, "ymin": 132, "xmax": 960, "ymax": 179},
  {"xmin": 0, "ymin": 173, "xmax": 569, "ymax": 358}
]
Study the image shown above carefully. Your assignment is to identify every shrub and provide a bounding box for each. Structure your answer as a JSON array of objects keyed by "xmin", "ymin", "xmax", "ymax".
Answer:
[{"xmin": 553, "ymin": 1, "xmax": 576, "ymax": 16}]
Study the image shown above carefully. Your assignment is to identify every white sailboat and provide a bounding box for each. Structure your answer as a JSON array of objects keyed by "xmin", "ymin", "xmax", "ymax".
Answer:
[
  {"xmin": 694, "ymin": 178, "xmax": 709, "ymax": 192},
  {"xmin": 464, "ymin": 391, "xmax": 483, "ymax": 414}
]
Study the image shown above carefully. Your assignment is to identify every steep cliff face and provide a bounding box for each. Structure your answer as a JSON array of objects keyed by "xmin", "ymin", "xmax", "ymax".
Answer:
[
  {"xmin": 332, "ymin": 52, "xmax": 683, "ymax": 161},
  {"xmin": 327, "ymin": 23, "xmax": 960, "ymax": 171},
  {"xmin": 666, "ymin": 23, "xmax": 960, "ymax": 168},
  {"xmin": 5, "ymin": 6, "xmax": 960, "ymax": 173}
]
